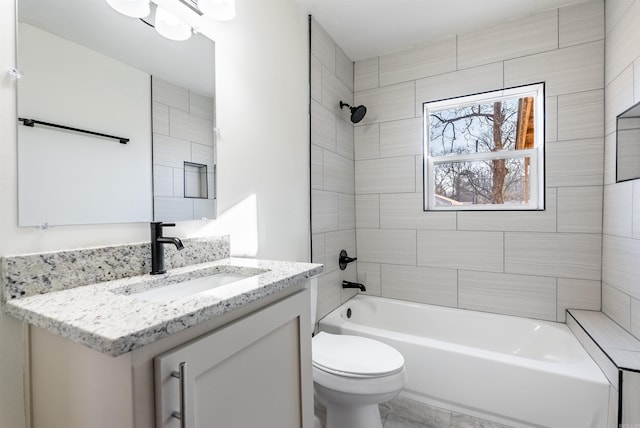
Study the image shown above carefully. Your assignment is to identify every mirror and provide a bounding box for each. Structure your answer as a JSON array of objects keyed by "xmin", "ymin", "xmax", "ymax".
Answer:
[
  {"xmin": 17, "ymin": 0, "xmax": 216, "ymax": 226},
  {"xmin": 617, "ymin": 102, "xmax": 640, "ymax": 183}
]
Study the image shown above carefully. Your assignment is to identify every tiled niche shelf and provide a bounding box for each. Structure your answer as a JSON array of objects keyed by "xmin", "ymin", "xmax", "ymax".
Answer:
[{"xmin": 567, "ymin": 309, "xmax": 640, "ymax": 426}]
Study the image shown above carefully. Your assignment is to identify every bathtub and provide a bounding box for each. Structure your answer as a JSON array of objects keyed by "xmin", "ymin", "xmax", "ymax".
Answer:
[{"xmin": 319, "ymin": 295, "xmax": 610, "ymax": 428}]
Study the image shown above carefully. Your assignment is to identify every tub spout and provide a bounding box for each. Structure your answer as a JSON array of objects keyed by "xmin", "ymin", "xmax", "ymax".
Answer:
[{"xmin": 342, "ymin": 280, "xmax": 366, "ymax": 292}]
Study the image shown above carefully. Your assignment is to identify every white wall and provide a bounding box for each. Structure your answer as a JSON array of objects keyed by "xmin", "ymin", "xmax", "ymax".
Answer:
[
  {"xmin": 0, "ymin": 0, "xmax": 310, "ymax": 425},
  {"xmin": 602, "ymin": 0, "xmax": 640, "ymax": 340},
  {"xmin": 352, "ymin": 1, "xmax": 605, "ymax": 322}
]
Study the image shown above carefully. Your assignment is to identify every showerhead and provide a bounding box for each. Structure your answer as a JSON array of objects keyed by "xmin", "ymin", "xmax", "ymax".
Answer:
[{"xmin": 340, "ymin": 101, "xmax": 367, "ymax": 124}]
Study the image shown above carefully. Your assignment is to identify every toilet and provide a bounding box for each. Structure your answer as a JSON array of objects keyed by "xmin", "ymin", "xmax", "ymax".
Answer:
[{"xmin": 309, "ymin": 280, "xmax": 407, "ymax": 428}]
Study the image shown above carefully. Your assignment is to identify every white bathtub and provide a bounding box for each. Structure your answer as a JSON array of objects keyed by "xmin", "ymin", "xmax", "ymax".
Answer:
[{"xmin": 319, "ymin": 295, "xmax": 610, "ymax": 428}]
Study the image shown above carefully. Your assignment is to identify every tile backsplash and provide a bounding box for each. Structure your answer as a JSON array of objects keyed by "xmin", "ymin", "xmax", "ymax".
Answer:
[{"xmin": 1, "ymin": 236, "xmax": 229, "ymax": 300}]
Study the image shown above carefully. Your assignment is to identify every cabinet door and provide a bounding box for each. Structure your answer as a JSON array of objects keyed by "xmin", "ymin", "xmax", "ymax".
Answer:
[{"xmin": 155, "ymin": 289, "xmax": 313, "ymax": 428}]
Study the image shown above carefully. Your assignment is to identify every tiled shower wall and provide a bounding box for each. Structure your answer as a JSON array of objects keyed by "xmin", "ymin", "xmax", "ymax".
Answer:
[
  {"xmin": 152, "ymin": 77, "xmax": 216, "ymax": 221},
  {"xmin": 602, "ymin": 0, "xmax": 640, "ymax": 340},
  {"xmin": 310, "ymin": 19, "xmax": 359, "ymax": 319},
  {"xmin": 352, "ymin": 1, "xmax": 605, "ymax": 322}
]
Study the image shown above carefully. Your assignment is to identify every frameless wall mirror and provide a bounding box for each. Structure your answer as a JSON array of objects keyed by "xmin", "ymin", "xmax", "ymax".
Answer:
[
  {"xmin": 17, "ymin": 0, "xmax": 216, "ymax": 226},
  {"xmin": 616, "ymin": 102, "xmax": 640, "ymax": 183}
]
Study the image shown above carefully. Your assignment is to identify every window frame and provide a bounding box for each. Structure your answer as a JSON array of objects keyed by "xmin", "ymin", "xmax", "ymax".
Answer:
[{"xmin": 423, "ymin": 82, "xmax": 546, "ymax": 211}]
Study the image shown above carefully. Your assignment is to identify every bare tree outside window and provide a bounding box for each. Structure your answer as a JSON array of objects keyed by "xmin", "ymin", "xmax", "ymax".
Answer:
[{"xmin": 423, "ymin": 83, "xmax": 544, "ymax": 211}]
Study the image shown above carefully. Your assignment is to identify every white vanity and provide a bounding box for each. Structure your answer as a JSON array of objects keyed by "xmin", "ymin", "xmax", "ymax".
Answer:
[{"xmin": 2, "ymin": 237, "xmax": 322, "ymax": 428}]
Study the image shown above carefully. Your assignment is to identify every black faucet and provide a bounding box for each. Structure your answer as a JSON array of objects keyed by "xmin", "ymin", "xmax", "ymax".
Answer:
[
  {"xmin": 342, "ymin": 280, "xmax": 366, "ymax": 292},
  {"xmin": 150, "ymin": 222, "xmax": 185, "ymax": 275}
]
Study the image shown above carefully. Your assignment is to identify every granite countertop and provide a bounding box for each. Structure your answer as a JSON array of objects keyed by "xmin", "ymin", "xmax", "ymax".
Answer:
[{"xmin": 5, "ymin": 257, "xmax": 323, "ymax": 357}]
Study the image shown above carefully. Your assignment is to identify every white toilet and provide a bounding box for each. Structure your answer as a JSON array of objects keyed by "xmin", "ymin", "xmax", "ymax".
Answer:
[{"xmin": 309, "ymin": 280, "xmax": 407, "ymax": 428}]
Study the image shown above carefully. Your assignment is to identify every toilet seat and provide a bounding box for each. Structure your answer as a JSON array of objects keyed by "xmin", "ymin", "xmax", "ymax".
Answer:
[{"xmin": 312, "ymin": 332, "xmax": 405, "ymax": 378}]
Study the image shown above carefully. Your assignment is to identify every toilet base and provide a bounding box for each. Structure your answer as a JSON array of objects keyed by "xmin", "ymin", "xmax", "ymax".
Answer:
[{"xmin": 325, "ymin": 403, "xmax": 383, "ymax": 428}]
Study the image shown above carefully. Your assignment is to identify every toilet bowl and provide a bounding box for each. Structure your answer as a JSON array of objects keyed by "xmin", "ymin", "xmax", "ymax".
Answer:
[{"xmin": 312, "ymin": 331, "xmax": 407, "ymax": 428}]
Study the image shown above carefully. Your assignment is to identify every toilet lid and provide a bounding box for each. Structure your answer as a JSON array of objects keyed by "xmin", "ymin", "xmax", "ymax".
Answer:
[{"xmin": 312, "ymin": 332, "xmax": 405, "ymax": 377}]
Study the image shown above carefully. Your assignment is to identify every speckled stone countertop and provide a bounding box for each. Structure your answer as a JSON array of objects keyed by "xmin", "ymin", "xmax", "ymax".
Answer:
[{"xmin": 4, "ymin": 257, "xmax": 323, "ymax": 357}]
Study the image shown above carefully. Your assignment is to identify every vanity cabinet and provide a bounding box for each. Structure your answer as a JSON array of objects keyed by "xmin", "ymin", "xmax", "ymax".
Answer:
[{"xmin": 28, "ymin": 287, "xmax": 313, "ymax": 428}]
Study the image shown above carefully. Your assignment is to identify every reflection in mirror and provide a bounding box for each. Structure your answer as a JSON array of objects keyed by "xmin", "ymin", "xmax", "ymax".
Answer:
[
  {"xmin": 17, "ymin": 0, "xmax": 215, "ymax": 226},
  {"xmin": 616, "ymin": 102, "xmax": 640, "ymax": 183}
]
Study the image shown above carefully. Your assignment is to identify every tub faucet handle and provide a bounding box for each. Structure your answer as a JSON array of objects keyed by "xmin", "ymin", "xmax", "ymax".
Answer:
[{"xmin": 339, "ymin": 250, "xmax": 357, "ymax": 270}]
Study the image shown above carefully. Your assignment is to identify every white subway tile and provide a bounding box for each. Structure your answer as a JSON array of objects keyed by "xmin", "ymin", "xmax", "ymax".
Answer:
[
  {"xmin": 193, "ymin": 198, "xmax": 215, "ymax": 219},
  {"xmin": 311, "ymin": 100, "xmax": 336, "ymax": 152},
  {"xmin": 311, "ymin": 54, "xmax": 322, "ymax": 102},
  {"xmin": 317, "ymin": 269, "xmax": 341, "ymax": 319},
  {"xmin": 557, "ymin": 186, "xmax": 603, "ymax": 233},
  {"xmin": 152, "ymin": 78, "xmax": 189, "ymax": 111},
  {"xmin": 189, "ymin": 92, "xmax": 213, "ymax": 120},
  {"xmin": 605, "ymin": 65, "xmax": 634, "ymax": 136},
  {"xmin": 635, "ymin": 57, "xmax": 640, "ymax": 103},
  {"xmin": 417, "ymin": 230, "xmax": 504, "ymax": 272},
  {"xmin": 381, "ymin": 264, "xmax": 457, "ymax": 307},
  {"xmin": 153, "ymin": 197, "xmax": 193, "ymax": 222},
  {"xmin": 312, "ymin": 233, "xmax": 326, "ymax": 265},
  {"xmin": 311, "ymin": 19, "xmax": 335, "ymax": 73},
  {"xmin": 335, "ymin": 45, "xmax": 354, "ymax": 92},
  {"xmin": 604, "ymin": 182, "xmax": 633, "ymax": 237},
  {"xmin": 459, "ymin": 271, "xmax": 556, "ymax": 321},
  {"xmin": 415, "ymin": 62, "xmax": 504, "ymax": 113},
  {"xmin": 357, "ymin": 262, "xmax": 381, "ymax": 296},
  {"xmin": 380, "ymin": 193, "xmax": 456, "ymax": 230},
  {"xmin": 311, "ymin": 190, "xmax": 339, "ymax": 234},
  {"xmin": 152, "ymin": 102, "xmax": 169, "ymax": 136},
  {"xmin": 324, "ymin": 151, "xmax": 354, "ymax": 194},
  {"xmin": 354, "ymin": 124, "xmax": 380, "ymax": 160},
  {"xmin": 152, "ymin": 165, "xmax": 173, "ymax": 197},
  {"xmin": 338, "ymin": 193, "xmax": 356, "ymax": 231},
  {"xmin": 355, "ymin": 194, "xmax": 379, "ymax": 229},
  {"xmin": 557, "ymin": 278, "xmax": 601, "ymax": 321},
  {"xmin": 605, "ymin": 0, "xmax": 640, "ymax": 85},
  {"xmin": 355, "ymin": 81, "xmax": 415, "ymax": 125},
  {"xmin": 602, "ymin": 282, "xmax": 632, "ymax": 331},
  {"xmin": 602, "ymin": 235, "xmax": 640, "ymax": 299},
  {"xmin": 322, "ymin": 65, "xmax": 353, "ymax": 116},
  {"xmin": 337, "ymin": 118, "xmax": 354, "ymax": 160},
  {"xmin": 169, "ymin": 109, "xmax": 214, "ymax": 146},
  {"xmin": 191, "ymin": 142, "xmax": 215, "ymax": 167},
  {"xmin": 634, "ymin": 181, "xmax": 640, "ymax": 239},
  {"xmin": 458, "ymin": 188, "xmax": 557, "ymax": 232},
  {"xmin": 173, "ymin": 166, "xmax": 184, "ymax": 197},
  {"xmin": 458, "ymin": 10, "xmax": 558, "ymax": 69},
  {"xmin": 546, "ymin": 96, "xmax": 558, "ymax": 143},
  {"xmin": 379, "ymin": 118, "xmax": 422, "ymax": 158},
  {"xmin": 356, "ymin": 229, "xmax": 417, "ymax": 265},
  {"xmin": 632, "ymin": 297, "xmax": 640, "ymax": 340},
  {"xmin": 604, "ymin": 133, "xmax": 617, "ymax": 185},
  {"xmin": 415, "ymin": 155, "xmax": 424, "ymax": 194},
  {"xmin": 311, "ymin": 144, "xmax": 324, "ymax": 190},
  {"xmin": 545, "ymin": 139, "xmax": 604, "ymax": 187},
  {"xmin": 379, "ymin": 36, "xmax": 456, "ymax": 86},
  {"xmin": 505, "ymin": 41, "xmax": 604, "ymax": 97},
  {"xmin": 557, "ymin": 89, "xmax": 604, "ymax": 141},
  {"xmin": 606, "ymin": 0, "xmax": 634, "ymax": 34},
  {"xmin": 325, "ymin": 230, "xmax": 357, "ymax": 273},
  {"xmin": 355, "ymin": 156, "xmax": 415, "ymax": 194},
  {"xmin": 505, "ymin": 232, "xmax": 602, "ymax": 280},
  {"xmin": 152, "ymin": 134, "xmax": 191, "ymax": 169},
  {"xmin": 559, "ymin": 1, "xmax": 604, "ymax": 48},
  {"xmin": 354, "ymin": 57, "xmax": 379, "ymax": 92}
]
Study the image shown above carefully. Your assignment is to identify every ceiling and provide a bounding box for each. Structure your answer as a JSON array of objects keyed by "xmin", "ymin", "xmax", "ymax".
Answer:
[{"xmin": 297, "ymin": 0, "xmax": 592, "ymax": 61}]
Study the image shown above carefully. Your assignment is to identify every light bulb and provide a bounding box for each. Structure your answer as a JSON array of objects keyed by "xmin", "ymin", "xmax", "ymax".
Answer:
[
  {"xmin": 198, "ymin": 0, "xmax": 236, "ymax": 21},
  {"xmin": 106, "ymin": 0, "xmax": 150, "ymax": 18},
  {"xmin": 155, "ymin": 7, "xmax": 192, "ymax": 41}
]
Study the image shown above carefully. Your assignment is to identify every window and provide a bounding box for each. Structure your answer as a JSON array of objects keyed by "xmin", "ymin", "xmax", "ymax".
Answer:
[{"xmin": 423, "ymin": 83, "xmax": 545, "ymax": 211}]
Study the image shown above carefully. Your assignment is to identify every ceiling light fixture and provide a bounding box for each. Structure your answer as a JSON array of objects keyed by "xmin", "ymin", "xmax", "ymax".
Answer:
[
  {"xmin": 106, "ymin": 0, "xmax": 151, "ymax": 18},
  {"xmin": 106, "ymin": 0, "xmax": 236, "ymax": 42},
  {"xmin": 155, "ymin": 6, "xmax": 193, "ymax": 41}
]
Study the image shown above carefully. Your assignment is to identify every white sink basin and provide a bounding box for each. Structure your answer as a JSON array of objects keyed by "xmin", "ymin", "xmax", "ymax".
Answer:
[{"xmin": 133, "ymin": 272, "xmax": 260, "ymax": 303}]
